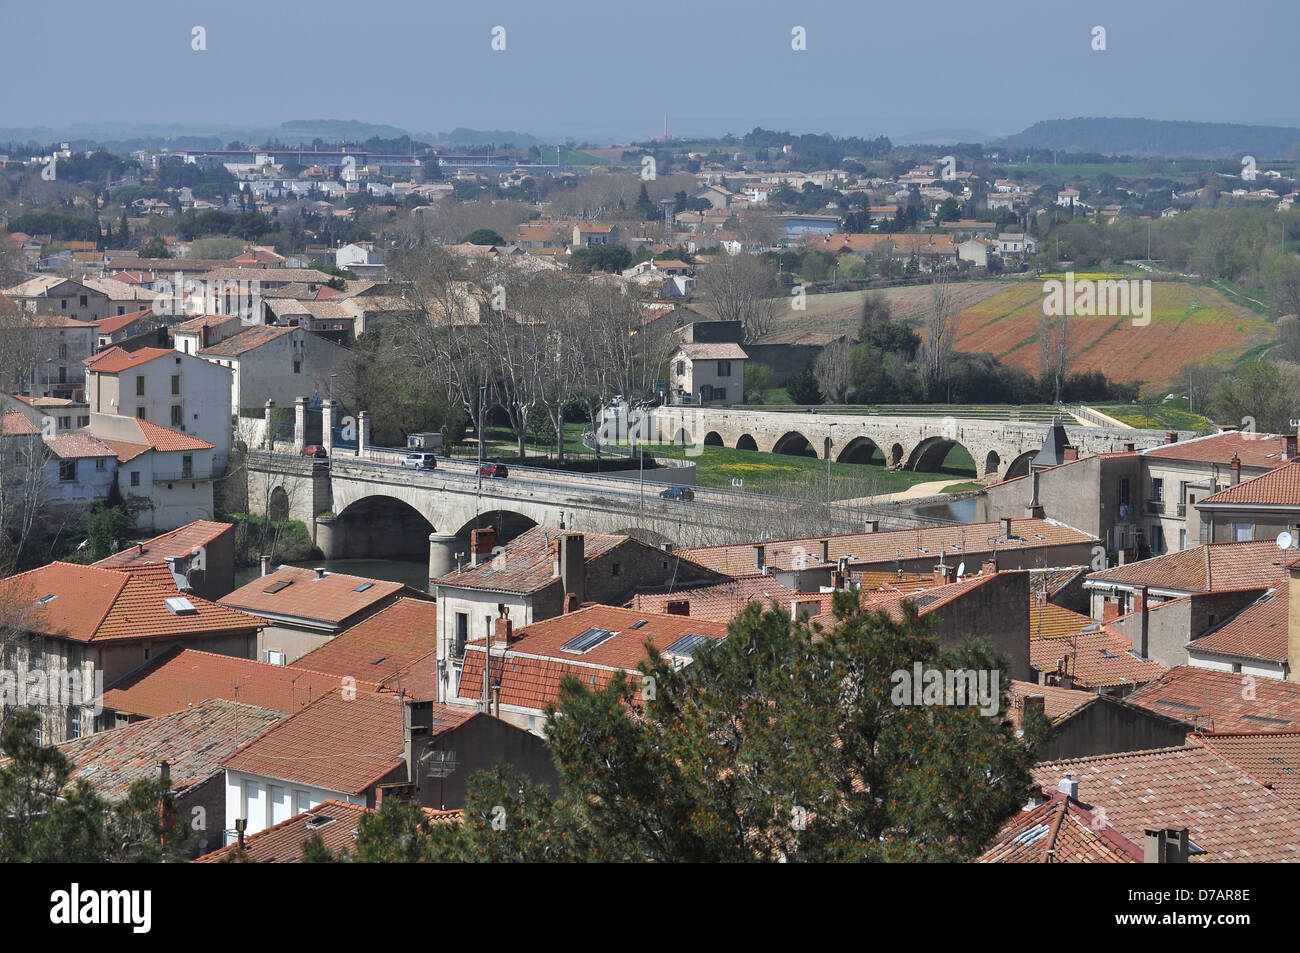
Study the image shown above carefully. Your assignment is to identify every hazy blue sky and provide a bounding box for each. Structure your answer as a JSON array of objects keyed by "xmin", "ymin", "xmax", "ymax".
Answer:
[{"xmin": 3, "ymin": 0, "xmax": 1297, "ymax": 142}]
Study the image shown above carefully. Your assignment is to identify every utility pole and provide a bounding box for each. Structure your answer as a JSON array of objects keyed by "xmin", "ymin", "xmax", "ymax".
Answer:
[{"xmin": 477, "ymin": 384, "xmax": 486, "ymax": 505}]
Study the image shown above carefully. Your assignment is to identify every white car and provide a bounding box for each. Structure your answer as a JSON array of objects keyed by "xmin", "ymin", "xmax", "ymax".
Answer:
[{"xmin": 402, "ymin": 452, "xmax": 438, "ymax": 470}]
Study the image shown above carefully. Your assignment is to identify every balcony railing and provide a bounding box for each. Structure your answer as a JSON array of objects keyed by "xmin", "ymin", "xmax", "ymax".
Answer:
[
  {"xmin": 153, "ymin": 469, "xmax": 204, "ymax": 483},
  {"xmin": 1143, "ymin": 499, "xmax": 1165, "ymax": 515}
]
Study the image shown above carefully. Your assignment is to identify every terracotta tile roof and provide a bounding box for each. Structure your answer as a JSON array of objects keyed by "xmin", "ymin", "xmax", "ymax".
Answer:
[
  {"xmin": 43, "ymin": 433, "xmax": 117, "ymax": 459},
  {"xmin": 1006, "ymin": 679, "xmax": 1098, "ymax": 726},
  {"xmin": 84, "ymin": 345, "xmax": 173, "ymax": 374},
  {"xmin": 1143, "ymin": 430, "xmax": 1293, "ymax": 468},
  {"xmin": 2, "ymin": 412, "xmax": 39, "ymax": 436},
  {"xmin": 976, "ymin": 793, "xmax": 1141, "ymax": 863},
  {"xmin": 222, "ymin": 689, "xmax": 472, "ymax": 794},
  {"xmin": 680, "ymin": 519, "xmax": 1097, "ymax": 577},
  {"xmin": 93, "ymin": 520, "xmax": 233, "ymax": 572},
  {"xmin": 1032, "ymin": 745, "xmax": 1300, "ymax": 861},
  {"xmin": 55, "ymin": 699, "xmax": 283, "ymax": 799},
  {"xmin": 435, "ymin": 525, "xmax": 627, "ymax": 595},
  {"xmin": 197, "ymin": 325, "xmax": 295, "ymax": 357},
  {"xmin": 90, "ymin": 309, "xmax": 154, "ymax": 335},
  {"xmin": 1188, "ymin": 583, "xmax": 1287, "ymax": 663},
  {"xmin": 1201, "ymin": 459, "xmax": 1300, "ymax": 505},
  {"xmin": 175, "ymin": 314, "xmax": 239, "ymax": 333},
  {"xmin": 193, "ymin": 799, "xmax": 459, "ymax": 863},
  {"xmin": 1030, "ymin": 601, "xmax": 1095, "ymax": 640},
  {"xmin": 98, "ymin": 647, "xmax": 374, "ymax": 718},
  {"xmin": 220, "ymin": 566, "xmax": 411, "ymax": 628},
  {"xmin": 1030, "ymin": 624, "xmax": 1167, "ymax": 689},
  {"xmin": 0, "ymin": 562, "xmax": 260, "ymax": 643},
  {"xmin": 821, "ymin": 572, "xmax": 1003, "ymax": 627},
  {"xmin": 1086, "ymin": 539, "xmax": 1290, "ymax": 593},
  {"xmin": 456, "ymin": 605, "xmax": 727, "ymax": 712},
  {"xmin": 678, "ymin": 342, "xmax": 748, "ymax": 360},
  {"xmin": 1125, "ymin": 666, "xmax": 1300, "ymax": 733},
  {"xmin": 90, "ymin": 416, "xmax": 214, "ymax": 457},
  {"xmin": 1192, "ymin": 730, "xmax": 1300, "ymax": 806},
  {"xmin": 627, "ymin": 577, "xmax": 803, "ymax": 623},
  {"xmin": 293, "ymin": 598, "xmax": 438, "ymax": 699}
]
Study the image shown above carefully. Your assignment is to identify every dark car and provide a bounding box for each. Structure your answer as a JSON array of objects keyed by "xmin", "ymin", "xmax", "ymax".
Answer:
[
  {"xmin": 659, "ymin": 485, "xmax": 695, "ymax": 502},
  {"xmin": 300, "ymin": 445, "xmax": 328, "ymax": 458},
  {"xmin": 479, "ymin": 462, "xmax": 509, "ymax": 478}
]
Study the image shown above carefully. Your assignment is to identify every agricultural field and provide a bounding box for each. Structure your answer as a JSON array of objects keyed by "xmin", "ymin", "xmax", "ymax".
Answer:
[
  {"xmin": 757, "ymin": 280, "xmax": 1009, "ymax": 345},
  {"xmin": 940, "ymin": 281, "xmax": 1271, "ymax": 385}
]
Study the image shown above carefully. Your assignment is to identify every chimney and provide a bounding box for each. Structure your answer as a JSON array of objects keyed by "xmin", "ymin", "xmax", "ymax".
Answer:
[
  {"xmin": 1143, "ymin": 828, "xmax": 1190, "ymax": 864},
  {"xmin": 157, "ymin": 760, "xmax": 170, "ymax": 787},
  {"xmin": 560, "ymin": 533, "xmax": 585, "ymax": 606},
  {"xmin": 831, "ymin": 570, "xmax": 846, "ymax": 590},
  {"xmin": 666, "ymin": 599, "xmax": 689, "ymax": 616},
  {"xmin": 1063, "ymin": 445, "xmax": 1078, "ymax": 462},
  {"xmin": 1165, "ymin": 431, "xmax": 1178, "ymax": 445},
  {"xmin": 1023, "ymin": 694, "xmax": 1045, "ymax": 719},
  {"xmin": 981, "ymin": 558, "xmax": 997, "ymax": 576},
  {"xmin": 865, "ymin": 520, "xmax": 878, "ymax": 533},
  {"xmin": 491, "ymin": 684, "xmax": 501, "ymax": 718},
  {"xmin": 313, "ymin": 566, "xmax": 326, "ymax": 580},
  {"xmin": 235, "ymin": 817, "xmax": 247, "ymax": 851},
  {"xmin": 1136, "ymin": 586, "xmax": 1150, "ymax": 655},
  {"xmin": 1000, "ymin": 516, "xmax": 1013, "ymax": 538},
  {"xmin": 933, "ymin": 563, "xmax": 957, "ymax": 585},
  {"xmin": 493, "ymin": 605, "xmax": 514, "ymax": 646},
  {"xmin": 469, "ymin": 526, "xmax": 497, "ymax": 567},
  {"xmin": 1057, "ymin": 772, "xmax": 1079, "ymax": 799},
  {"xmin": 753, "ymin": 543, "xmax": 766, "ymax": 571},
  {"xmin": 1102, "ymin": 597, "xmax": 1120, "ymax": 622},
  {"xmin": 259, "ymin": 554, "xmax": 271, "ymax": 577},
  {"xmin": 1288, "ymin": 433, "xmax": 1299, "ymax": 460},
  {"xmin": 820, "ymin": 539, "xmax": 830, "ymax": 562},
  {"xmin": 564, "ymin": 592, "xmax": 579, "ymax": 613},
  {"xmin": 1123, "ymin": 441, "xmax": 1135, "ymax": 453},
  {"xmin": 1230, "ymin": 453, "xmax": 1241, "ymax": 485}
]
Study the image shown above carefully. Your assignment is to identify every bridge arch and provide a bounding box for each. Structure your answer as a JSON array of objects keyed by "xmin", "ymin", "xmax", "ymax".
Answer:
[
  {"xmin": 771, "ymin": 431, "xmax": 817, "ymax": 458},
  {"xmin": 267, "ymin": 486, "xmax": 290, "ymax": 522},
  {"xmin": 736, "ymin": 434, "xmax": 758, "ymax": 451},
  {"xmin": 703, "ymin": 431, "xmax": 724, "ymax": 447},
  {"xmin": 451, "ymin": 509, "xmax": 539, "ymax": 544},
  {"xmin": 983, "ymin": 450, "xmax": 1001, "ymax": 477},
  {"xmin": 837, "ymin": 435, "xmax": 883, "ymax": 465},
  {"xmin": 329, "ymin": 495, "xmax": 437, "ymax": 558},
  {"xmin": 905, "ymin": 437, "xmax": 976, "ymax": 475},
  {"xmin": 1003, "ymin": 450, "xmax": 1037, "ymax": 481},
  {"xmin": 889, "ymin": 443, "xmax": 904, "ymax": 468}
]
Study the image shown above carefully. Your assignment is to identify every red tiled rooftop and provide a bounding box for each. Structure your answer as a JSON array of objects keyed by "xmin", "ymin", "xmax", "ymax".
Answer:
[
  {"xmin": 435, "ymin": 525, "xmax": 627, "ymax": 595},
  {"xmin": 1142, "ymin": 430, "xmax": 1294, "ymax": 469},
  {"xmin": 98, "ymin": 646, "xmax": 375, "ymax": 718},
  {"xmin": 1188, "ymin": 582, "xmax": 1287, "ymax": 663},
  {"xmin": 1192, "ymin": 730, "xmax": 1300, "ymax": 806},
  {"xmin": 1030, "ymin": 624, "xmax": 1167, "ymax": 689},
  {"xmin": 0, "ymin": 562, "xmax": 261, "ymax": 643},
  {"xmin": 220, "ymin": 565, "xmax": 410, "ymax": 627},
  {"xmin": 1032, "ymin": 745, "xmax": 1300, "ymax": 861},
  {"xmin": 221, "ymin": 689, "xmax": 472, "ymax": 794},
  {"xmin": 294, "ymin": 598, "xmax": 438, "ymax": 699},
  {"xmin": 1201, "ymin": 458, "xmax": 1300, "ymax": 505},
  {"xmin": 94, "ymin": 520, "xmax": 233, "ymax": 572},
  {"xmin": 1125, "ymin": 665, "xmax": 1300, "ymax": 733},
  {"xmin": 1086, "ymin": 539, "xmax": 1290, "ymax": 593},
  {"xmin": 976, "ymin": 793, "xmax": 1141, "ymax": 863},
  {"xmin": 84, "ymin": 345, "xmax": 174, "ymax": 374}
]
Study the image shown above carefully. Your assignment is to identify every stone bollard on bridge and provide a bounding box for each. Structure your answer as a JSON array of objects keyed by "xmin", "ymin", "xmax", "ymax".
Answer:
[
  {"xmin": 357, "ymin": 410, "xmax": 370, "ymax": 457},
  {"xmin": 322, "ymin": 399, "xmax": 335, "ymax": 456},
  {"xmin": 293, "ymin": 396, "xmax": 308, "ymax": 453},
  {"xmin": 263, "ymin": 399, "xmax": 275, "ymax": 451}
]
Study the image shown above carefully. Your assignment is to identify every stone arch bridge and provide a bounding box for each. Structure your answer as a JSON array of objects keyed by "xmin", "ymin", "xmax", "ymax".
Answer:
[{"xmin": 644, "ymin": 407, "xmax": 1179, "ymax": 482}]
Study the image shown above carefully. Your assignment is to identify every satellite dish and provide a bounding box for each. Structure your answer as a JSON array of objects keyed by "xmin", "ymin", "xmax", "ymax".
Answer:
[
  {"xmin": 956, "ymin": 561, "xmax": 966, "ymax": 579},
  {"xmin": 1278, "ymin": 532, "xmax": 1295, "ymax": 550}
]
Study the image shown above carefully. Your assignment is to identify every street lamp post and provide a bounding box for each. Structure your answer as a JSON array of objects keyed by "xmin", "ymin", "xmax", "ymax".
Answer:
[
  {"xmin": 477, "ymin": 384, "xmax": 487, "ymax": 501},
  {"xmin": 827, "ymin": 422, "xmax": 837, "ymax": 535}
]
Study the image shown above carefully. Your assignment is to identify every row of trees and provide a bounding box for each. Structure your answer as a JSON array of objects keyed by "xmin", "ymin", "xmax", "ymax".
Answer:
[{"xmin": 382, "ymin": 249, "xmax": 675, "ymax": 461}]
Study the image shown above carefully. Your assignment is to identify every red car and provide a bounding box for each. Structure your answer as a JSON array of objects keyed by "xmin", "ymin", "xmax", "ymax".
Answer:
[
  {"xmin": 478, "ymin": 462, "xmax": 509, "ymax": 478},
  {"xmin": 300, "ymin": 445, "xmax": 328, "ymax": 458}
]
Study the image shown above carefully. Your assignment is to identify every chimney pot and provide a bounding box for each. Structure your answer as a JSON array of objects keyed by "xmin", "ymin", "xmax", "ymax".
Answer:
[
  {"xmin": 1123, "ymin": 441, "xmax": 1135, "ymax": 453},
  {"xmin": 259, "ymin": 554, "xmax": 271, "ymax": 577},
  {"xmin": 1001, "ymin": 516, "xmax": 1013, "ymax": 538},
  {"xmin": 1288, "ymin": 434, "xmax": 1298, "ymax": 460},
  {"xmin": 314, "ymin": 567, "xmax": 325, "ymax": 579},
  {"xmin": 493, "ymin": 606, "xmax": 514, "ymax": 645},
  {"xmin": 564, "ymin": 592, "xmax": 579, "ymax": 613},
  {"xmin": 1057, "ymin": 773, "xmax": 1079, "ymax": 799},
  {"xmin": 865, "ymin": 520, "xmax": 879, "ymax": 533},
  {"xmin": 1165, "ymin": 431, "xmax": 1177, "ymax": 445}
]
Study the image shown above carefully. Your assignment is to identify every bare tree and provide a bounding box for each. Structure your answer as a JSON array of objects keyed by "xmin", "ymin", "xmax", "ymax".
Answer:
[
  {"xmin": 1038, "ymin": 310, "xmax": 1070, "ymax": 404},
  {"xmin": 814, "ymin": 339, "xmax": 854, "ymax": 404},
  {"xmin": 917, "ymin": 276, "xmax": 955, "ymax": 400},
  {"xmin": 696, "ymin": 252, "xmax": 782, "ymax": 345}
]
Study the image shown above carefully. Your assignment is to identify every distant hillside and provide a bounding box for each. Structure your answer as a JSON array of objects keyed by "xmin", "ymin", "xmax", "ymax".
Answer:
[
  {"xmin": 417, "ymin": 128, "xmax": 549, "ymax": 149},
  {"xmin": 278, "ymin": 119, "xmax": 411, "ymax": 141},
  {"xmin": 1002, "ymin": 117, "xmax": 1300, "ymax": 159}
]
